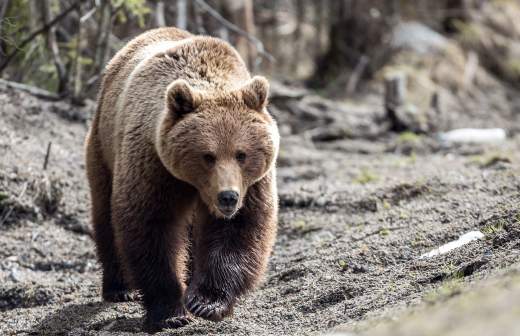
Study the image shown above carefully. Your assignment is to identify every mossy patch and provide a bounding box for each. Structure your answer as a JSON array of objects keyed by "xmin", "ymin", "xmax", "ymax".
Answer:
[{"xmin": 354, "ymin": 169, "xmax": 379, "ymax": 184}]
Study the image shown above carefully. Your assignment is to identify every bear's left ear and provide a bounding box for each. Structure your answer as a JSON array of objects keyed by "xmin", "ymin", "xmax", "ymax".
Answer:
[
  {"xmin": 165, "ymin": 79, "xmax": 202, "ymax": 117},
  {"xmin": 240, "ymin": 76, "xmax": 269, "ymax": 112}
]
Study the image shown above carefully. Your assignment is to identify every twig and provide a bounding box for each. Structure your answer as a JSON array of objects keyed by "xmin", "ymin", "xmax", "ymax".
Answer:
[
  {"xmin": 85, "ymin": 74, "xmax": 100, "ymax": 89},
  {"xmin": 0, "ymin": 79, "xmax": 61, "ymax": 100},
  {"xmin": 192, "ymin": 0, "xmax": 275, "ymax": 65},
  {"xmin": 0, "ymin": 0, "xmax": 83, "ymax": 73},
  {"xmin": 0, "ymin": 182, "xmax": 28, "ymax": 226},
  {"xmin": 43, "ymin": 142, "xmax": 52, "ymax": 170},
  {"xmin": 80, "ymin": 6, "xmax": 97, "ymax": 23}
]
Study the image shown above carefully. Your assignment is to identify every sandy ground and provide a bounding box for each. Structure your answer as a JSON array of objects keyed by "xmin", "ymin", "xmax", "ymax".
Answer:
[
  {"xmin": 1, "ymin": 84, "xmax": 520, "ymax": 336},
  {"xmin": 343, "ymin": 267, "xmax": 520, "ymax": 336}
]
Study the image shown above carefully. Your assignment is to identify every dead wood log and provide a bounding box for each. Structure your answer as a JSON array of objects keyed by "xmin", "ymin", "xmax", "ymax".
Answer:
[
  {"xmin": 384, "ymin": 73, "xmax": 408, "ymax": 131},
  {"xmin": 0, "ymin": 79, "xmax": 61, "ymax": 100}
]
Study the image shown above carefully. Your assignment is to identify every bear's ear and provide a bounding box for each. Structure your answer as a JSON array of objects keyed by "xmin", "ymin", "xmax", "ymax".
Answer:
[
  {"xmin": 165, "ymin": 79, "xmax": 202, "ymax": 117},
  {"xmin": 240, "ymin": 76, "xmax": 269, "ymax": 112}
]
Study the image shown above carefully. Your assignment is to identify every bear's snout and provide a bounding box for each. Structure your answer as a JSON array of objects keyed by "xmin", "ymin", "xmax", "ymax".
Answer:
[{"xmin": 217, "ymin": 190, "xmax": 239, "ymax": 216}]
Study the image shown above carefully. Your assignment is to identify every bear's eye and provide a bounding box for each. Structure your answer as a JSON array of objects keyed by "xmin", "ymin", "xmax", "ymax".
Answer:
[
  {"xmin": 203, "ymin": 153, "xmax": 216, "ymax": 165},
  {"xmin": 236, "ymin": 151, "xmax": 247, "ymax": 163}
]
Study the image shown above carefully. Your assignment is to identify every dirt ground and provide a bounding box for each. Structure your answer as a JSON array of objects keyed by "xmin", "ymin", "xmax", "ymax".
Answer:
[{"xmin": 1, "ymin": 82, "xmax": 520, "ymax": 336}]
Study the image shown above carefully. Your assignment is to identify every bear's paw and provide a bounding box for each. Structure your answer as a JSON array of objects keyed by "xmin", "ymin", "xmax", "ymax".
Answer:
[{"xmin": 185, "ymin": 291, "xmax": 233, "ymax": 322}]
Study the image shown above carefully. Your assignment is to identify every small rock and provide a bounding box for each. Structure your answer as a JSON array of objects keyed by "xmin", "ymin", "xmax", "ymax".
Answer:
[{"xmin": 9, "ymin": 268, "xmax": 24, "ymax": 283}]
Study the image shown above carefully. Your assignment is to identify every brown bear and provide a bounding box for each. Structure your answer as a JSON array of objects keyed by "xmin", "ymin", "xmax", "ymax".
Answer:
[{"xmin": 85, "ymin": 27, "xmax": 279, "ymax": 332}]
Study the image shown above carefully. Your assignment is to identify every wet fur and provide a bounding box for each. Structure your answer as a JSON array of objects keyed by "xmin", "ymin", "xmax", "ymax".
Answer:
[{"xmin": 85, "ymin": 27, "xmax": 278, "ymax": 332}]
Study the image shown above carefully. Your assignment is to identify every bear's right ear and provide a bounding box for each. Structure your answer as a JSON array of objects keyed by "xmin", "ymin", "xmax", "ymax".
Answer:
[
  {"xmin": 240, "ymin": 76, "xmax": 269, "ymax": 112},
  {"xmin": 165, "ymin": 79, "xmax": 202, "ymax": 117}
]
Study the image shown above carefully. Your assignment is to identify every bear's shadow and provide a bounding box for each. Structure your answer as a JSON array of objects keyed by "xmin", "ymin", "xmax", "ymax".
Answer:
[{"xmin": 30, "ymin": 301, "xmax": 143, "ymax": 334}]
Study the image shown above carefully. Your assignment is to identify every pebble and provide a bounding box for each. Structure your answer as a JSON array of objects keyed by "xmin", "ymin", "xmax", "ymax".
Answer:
[{"xmin": 9, "ymin": 267, "xmax": 24, "ymax": 283}]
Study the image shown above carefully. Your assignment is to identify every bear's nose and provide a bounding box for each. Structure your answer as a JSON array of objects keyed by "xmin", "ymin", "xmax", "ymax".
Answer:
[{"xmin": 218, "ymin": 190, "xmax": 239, "ymax": 208}]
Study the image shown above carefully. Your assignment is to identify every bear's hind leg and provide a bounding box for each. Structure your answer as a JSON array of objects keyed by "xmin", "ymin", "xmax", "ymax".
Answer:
[{"xmin": 86, "ymin": 137, "xmax": 135, "ymax": 302}]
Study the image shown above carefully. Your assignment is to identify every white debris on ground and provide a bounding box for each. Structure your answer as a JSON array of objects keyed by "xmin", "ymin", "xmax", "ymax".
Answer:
[
  {"xmin": 438, "ymin": 128, "xmax": 506, "ymax": 144},
  {"xmin": 391, "ymin": 21, "xmax": 449, "ymax": 54},
  {"xmin": 420, "ymin": 231, "xmax": 485, "ymax": 259}
]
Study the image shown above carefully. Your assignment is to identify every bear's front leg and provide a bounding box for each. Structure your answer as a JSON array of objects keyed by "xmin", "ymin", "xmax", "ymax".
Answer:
[
  {"xmin": 111, "ymin": 163, "xmax": 196, "ymax": 332},
  {"xmin": 186, "ymin": 174, "xmax": 277, "ymax": 321}
]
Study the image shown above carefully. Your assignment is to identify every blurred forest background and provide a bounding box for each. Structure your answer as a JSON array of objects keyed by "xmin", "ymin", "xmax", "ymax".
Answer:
[{"xmin": 1, "ymin": 0, "xmax": 519, "ymax": 105}]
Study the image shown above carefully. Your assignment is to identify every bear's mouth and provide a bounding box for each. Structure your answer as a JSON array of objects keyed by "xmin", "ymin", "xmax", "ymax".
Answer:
[{"xmin": 217, "ymin": 205, "xmax": 238, "ymax": 218}]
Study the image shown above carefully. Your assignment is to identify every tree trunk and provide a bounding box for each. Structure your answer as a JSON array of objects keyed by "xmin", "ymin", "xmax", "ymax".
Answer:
[
  {"xmin": 156, "ymin": 1, "xmax": 166, "ymax": 27},
  {"xmin": 292, "ymin": 1, "xmax": 305, "ymax": 74},
  {"xmin": 310, "ymin": 0, "xmax": 398, "ymax": 88},
  {"xmin": 192, "ymin": 1, "xmax": 206, "ymax": 34},
  {"xmin": 0, "ymin": 0, "xmax": 10, "ymax": 57},
  {"xmin": 94, "ymin": 0, "xmax": 112, "ymax": 75},
  {"xmin": 73, "ymin": 4, "xmax": 84, "ymax": 102},
  {"xmin": 40, "ymin": 0, "xmax": 68, "ymax": 95},
  {"xmin": 221, "ymin": 0, "xmax": 257, "ymax": 69},
  {"xmin": 177, "ymin": 0, "xmax": 188, "ymax": 29}
]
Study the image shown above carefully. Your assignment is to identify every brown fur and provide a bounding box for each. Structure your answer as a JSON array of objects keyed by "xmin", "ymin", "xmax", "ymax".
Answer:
[{"xmin": 85, "ymin": 27, "xmax": 279, "ymax": 332}]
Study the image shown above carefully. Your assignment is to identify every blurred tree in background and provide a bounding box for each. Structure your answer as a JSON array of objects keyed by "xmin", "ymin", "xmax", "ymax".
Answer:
[{"xmin": 0, "ymin": 0, "xmax": 519, "ymax": 103}]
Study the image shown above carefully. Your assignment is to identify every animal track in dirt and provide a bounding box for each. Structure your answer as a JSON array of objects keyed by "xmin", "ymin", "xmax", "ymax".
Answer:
[
  {"xmin": 32, "ymin": 260, "xmax": 93, "ymax": 273},
  {"xmin": 279, "ymin": 180, "xmax": 444, "ymax": 214},
  {"xmin": 378, "ymin": 182, "xmax": 433, "ymax": 205},
  {"xmin": 271, "ymin": 266, "xmax": 308, "ymax": 283},
  {"xmin": 334, "ymin": 183, "xmax": 433, "ymax": 213},
  {"xmin": 299, "ymin": 286, "xmax": 361, "ymax": 314},
  {"xmin": 0, "ymin": 285, "xmax": 56, "ymax": 311},
  {"xmin": 279, "ymin": 191, "xmax": 380, "ymax": 214}
]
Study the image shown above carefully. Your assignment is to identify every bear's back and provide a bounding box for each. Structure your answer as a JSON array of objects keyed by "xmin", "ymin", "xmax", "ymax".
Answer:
[
  {"xmin": 91, "ymin": 28, "xmax": 192, "ymax": 169},
  {"xmin": 94, "ymin": 28, "xmax": 250, "ymax": 170},
  {"xmin": 95, "ymin": 28, "xmax": 193, "ymax": 169}
]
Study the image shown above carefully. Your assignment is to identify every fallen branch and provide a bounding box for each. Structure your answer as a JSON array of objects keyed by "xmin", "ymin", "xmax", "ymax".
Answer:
[
  {"xmin": 192, "ymin": 0, "xmax": 275, "ymax": 65},
  {"xmin": 43, "ymin": 142, "xmax": 52, "ymax": 170},
  {"xmin": 0, "ymin": 79, "xmax": 61, "ymax": 100},
  {"xmin": 0, "ymin": 0, "xmax": 83, "ymax": 73}
]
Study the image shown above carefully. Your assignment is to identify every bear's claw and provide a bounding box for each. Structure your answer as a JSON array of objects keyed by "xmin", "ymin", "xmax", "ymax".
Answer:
[
  {"xmin": 144, "ymin": 315, "xmax": 192, "ymax": 333},
  {"xmin": 103, "ymin": 290, "xmax": 140, "ymax": 302},
  {"xmin": 164, "ymin": 316, "xmax": 193, "ymax": 328},
  {"xmin": 185, "ymin": 292, "xmax": 232, "ymax": 322}
]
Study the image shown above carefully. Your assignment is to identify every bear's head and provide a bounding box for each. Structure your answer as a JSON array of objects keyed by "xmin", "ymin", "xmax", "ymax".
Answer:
[{"xmin": 156, "ymin": 76, "xmax": 279, "ymax": 218}]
